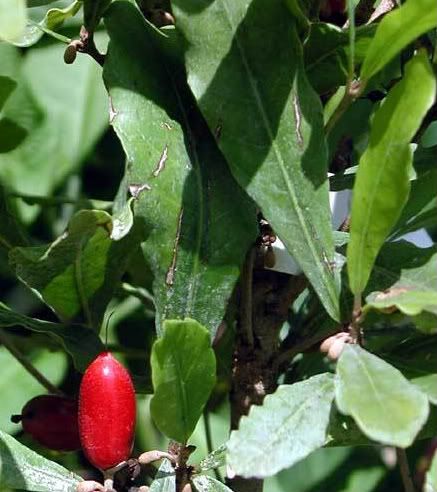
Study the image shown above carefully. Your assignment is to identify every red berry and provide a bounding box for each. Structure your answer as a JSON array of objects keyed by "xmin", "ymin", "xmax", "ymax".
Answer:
[
  {"xmin": 11, "ymin": 395, "xmax": 81, "ymax": 451},
  {"xmin": 78, "ymin": 352, "xmax": 136, "ymax": 470}
]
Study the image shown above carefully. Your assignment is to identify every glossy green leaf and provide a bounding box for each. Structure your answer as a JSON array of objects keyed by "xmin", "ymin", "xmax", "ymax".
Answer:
[
  {"xmin": 10, "ymin": 210, "xmax": 142, "ymax": 328},
  {"xmin": 0, "ymin": 430, "xmax": 81, "ymax": 492},
  {"xmin": 173, "ymin": 0, "xmax": 340, "ymax": 321},
  {"xmin": 335, "ymin": 345, "xmax": 429, "ymax": 447},
  {"xmin": 149, "ymin": 459, "xmax": 175, "ymax": 492},
  {"xmin": 150, "ymin": 319, "xmax": 216, "ymax": 443},
  {"xmin": 347, "ymin": 52, "xmax": 436, "ymax": 295},
  {"xmin": 425, "ymin": 451, "xmax": 437, "ymax": 492},
  {"xmin": 227, "ymin": 373, "xmax": 334, "ymax": 478},
  {"xmin": 0, "ymin": 347, "xmax": 66, "ymax": 434},
  {"xmin": 14, "ymin": 1, "xmax": 82, "ymax": 48},
  {"xmin": 0, "ymin": 0, "xmax": 26, "ymax": 42},
  {"xmin": 0, "ymin": 302, "xmax": 104, "ymax": 372},
  {"xmin": 192, "ymin": 476, "xmax": 233, "ymax": 492},
  {"xmin": 84, "ymin": 0, "xmax": 111, "ymax": 31},
  {"xmin": 305, "ymin": 23, "xmax": 375, "ymax": 94},
  {"xmin": 360, "ymin": 0, "xmax": 437, "ymax": 82},
  {"xmin": 104, "ymin": 1, "xmax": 257, "ymax": 336}
]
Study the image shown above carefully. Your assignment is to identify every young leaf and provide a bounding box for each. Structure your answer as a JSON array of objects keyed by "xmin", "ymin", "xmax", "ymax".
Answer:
[
  {"xmin": 198, "ymin": 444, "xmax": 227, "ymax": 472},
  {"xmin": 103, "ymin": 1, "xmax": 257, "ymax": 337},
  {"xmin": 0, "ymin": 0, "xmax": 26, "ymax": 43},
  {"xmin": 365, "ymin": 289, "xmax": 437, "ymax": 333},
  {"xmin": 173, "ymin": 0, "xmax": 340, "ymax": 321},
  {"xmin": 149, "ymin": 459, "xmax": 175, "ymax": 492},
  {"xmin": 360, "ymin": 0, "xmax": 437, "ymax": 82},
  {"xmin": 335, "ymin": 345, "xmax": 429, "ymax": 447},
  {"xmin": 10, "ymin": 210, "xmax": 142, "ymax": 329},
  {"xmin": 192, "ymin": 475, "xmax": 233, "ymax": 492},
  {"xmin": 347, "ymin": 52, "xmax": 436, "ymax": 296},
  {"xmin": 227, "ymin": 373, "xmax": 335, "ymax": 478},
  {"xmin": 0, "ymin": 430, "xmax": 81, "ymax": 492},
  {"xmin": 13, "ymin": 1, "xmax": 82, "ymax": 48},
  {"xmin": 424, "ymin": 451, "xmax": 437, "ymax": 492},
  {"xmin": 150, "ymin": 319, "xmax": 216, "ymax": 443},
  {"xmin": 0, "ymin": 302, "xmax": 104, "ymax": 372}
]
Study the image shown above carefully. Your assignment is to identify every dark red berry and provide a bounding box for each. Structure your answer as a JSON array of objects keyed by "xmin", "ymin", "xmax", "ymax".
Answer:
[
  {"xmin": 78, "ymin": 352, "xmax": 136, "ymax": 470},
  {"xmin": 11, "ymin": 395, "xmax": 81, "ymax": 451}
]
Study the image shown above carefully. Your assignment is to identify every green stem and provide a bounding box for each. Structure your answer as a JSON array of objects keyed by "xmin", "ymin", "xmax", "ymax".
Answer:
[
  {"xmin": 0, "ymin": 329, "xmax": 63, "ymax": 395},
  {"xmin": 203, "ymin": 411, "xmax": 222, "ymax": 482}
]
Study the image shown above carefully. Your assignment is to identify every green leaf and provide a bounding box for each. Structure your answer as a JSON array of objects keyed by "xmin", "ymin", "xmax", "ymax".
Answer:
[
  {"xmin": 149, "ymin": 459, "xmax": 175, "ymax": 492},
  {"xmin": 369, "ymin": 242, "xmax": 437, "ymax": 294},
  {"xmin": 347, "ymin": 52, "xmax": 436, "ymax": 295},
  {"xmin": 0, "ymin": 430, "xmax": 81, "ymax": 492},
  {"xmin": 14, "ymin": 1, "xmax": 82, "ymax": 48},
  {"xmin": 379, "ymin": 337, "xmax": 437, "ymax": 405},
  {"xmin": 305, "ymin": 23, "xmax": 375, "ymax": 94},
  {"xmin": 365, "ymin": 289, "xmax": 437, "ymax": 330},
  {"xmin": 0, "ymin": 75, "xmax": 16, "ymax": 110},
  {"xmin": 227, "ymin": 373, "xmax": 334, "ymax": 478},
  {"xmin": 0, "ymin": 38, "xmax": 108, "ymax": 223},
  {"xmin": 0, "ymin": 347, "xmax": 66, "ymax": 434},
  {"xmin": 0, "ymin": 184, "xmax": 28, "ymax": 251},
  {"xmin": 173, "ymin": 0, "xmax": 340, "ymax": 321},
  {"xmin": 84, "ymin": 0, "xmax": 111, "ymax": 31},
  {"xmin": 335, "ymin": 344, "xmax": 429, "ymax": 447},
  {"xmin": 0, "ymin": 0, "xmax": 26, "ymax": 42},
  {"xmin": 360, "ymin": 0, "xmax": 437, "ymax": 82},
  {"xmin": 392, "ymin": 167, "xmax": 437, "ymax": 238},
  {"xmin": 103, "ymin": 1, "xmax": 257, "ymax": 336},
  {"xmin": 10, "ymin": 210, "xmax": 142, "ymax": 328},
  {"xmin": 198, "ymin": 444, "xmax": 227, "ymax": 472},
  {"xmin": 0, "ymin": 302, "xmax": 104, "ymax": 372},
  {"xmin": 27, "ymin": 0, "xmax": 59, "ymax": 6},
  {"xmin": 150, "ymin": 319, "xmax": 216, "ymax": 443},
  {"xmin": 425, "ymin": 451, "xmax": 437, "ymax": 492},
  {"xmin": 192, "ymin": 475, "xmax": 233, "ymax": 492}
]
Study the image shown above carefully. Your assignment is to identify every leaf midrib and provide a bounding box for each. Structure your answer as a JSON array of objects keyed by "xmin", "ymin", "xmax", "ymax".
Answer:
[{"xmin": 219, "ymin": 0, "xmax": 337, "ymax": 309}]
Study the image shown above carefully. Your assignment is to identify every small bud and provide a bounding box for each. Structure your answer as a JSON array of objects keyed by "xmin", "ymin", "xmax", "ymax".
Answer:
[
  {"xmin": 327, "ymin": 338, "xmax": 346, "ymax": 361},
  {"xmin": 320, "ymin": 335, "xmax": 335, "ymax": 353},
  {"xmin": 64, "ymin": 43, "xmax": 77, "ymax": 64},
  {"xmin": 76, "ymin": 481, "xmax": 105, "ymax": 492}
]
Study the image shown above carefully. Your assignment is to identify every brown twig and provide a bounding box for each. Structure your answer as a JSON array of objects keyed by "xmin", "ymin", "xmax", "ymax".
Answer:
[
  {"xmin": 396, "ymin": 448, "xmax": 416, "ymax": 492},
  {"xmin": 79, "ymin": 26, "xmax": 105, "ymax": 67}
]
